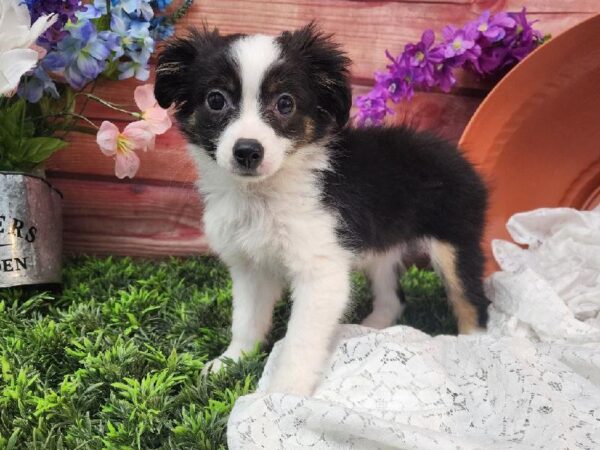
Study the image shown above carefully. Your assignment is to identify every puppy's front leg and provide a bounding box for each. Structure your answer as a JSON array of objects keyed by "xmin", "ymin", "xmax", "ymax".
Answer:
[
  {"xmin": 268, "ymin": 257, "xmax": 350, "ymax": 396},
  {"xmin": 207, "ymin": 264, "xmax": 283, "ymax": 372}
]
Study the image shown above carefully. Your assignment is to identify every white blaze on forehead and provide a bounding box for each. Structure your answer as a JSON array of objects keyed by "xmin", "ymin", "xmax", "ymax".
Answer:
[
  {"xmin": 217, "ymin": 34, "xmax": 290, "ymax": 178},
  {"xmin": 230, "ymin": 34, "xmax": 281, "ymax": 113}
]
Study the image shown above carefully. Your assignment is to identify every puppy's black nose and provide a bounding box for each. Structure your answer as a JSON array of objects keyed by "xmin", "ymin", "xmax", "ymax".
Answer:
[{"xmin": 233, "ymin": 139, "xmax": 264, "ymax": 170}]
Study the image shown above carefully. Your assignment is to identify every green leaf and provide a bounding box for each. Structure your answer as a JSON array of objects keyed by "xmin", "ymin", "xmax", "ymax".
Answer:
[
  {"xmin": 5, "ymin": 428, "xmax": 21, "ymax": 450},
  {"xmin": 19, "ymin": 137, "xmax": 67, "ymax": 164},
  {"xmin": 0, "ymin": 100, "xmax": 26, "ymax": 142},
  {"xmin": 102, "ymin": 59, "xmax": 121, "ymax": 80}
]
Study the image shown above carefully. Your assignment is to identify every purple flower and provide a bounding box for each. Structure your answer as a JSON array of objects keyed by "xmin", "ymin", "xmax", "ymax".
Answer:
[
  {"xmin": 355, "ymin": 9, "xmax": 544, "ymax": 126},
  {"xmin": 505, "ymin": 8, "xmax": 543, "ymax": 61},
  {"xmin": 442, "ymin": 23, "xmax": 482, "ymax": 74},
  {"xmin": 507, "ymin": 8, "xmax": 542, "ymax": 43},
  {"xmin": 355, "ymin": 87, "xmax": 393, "ymax": 127},
  {"xmin": 442, "ymin": 25, "xmax": 478, "ymax": 59},
  {"xmin": 107, "ymin": 5, "xmax": 156, "ymax": 79},
  {"xmin": 381, "ymin": 51, "xmax": 417, "ymax": 102},
  {"xmin": 433, "ymin": 62, "xmax": 456, "ymax": 92},
  {"xmin": 478, "ymin": 46, "xmax": 511, "ymax": 75},
  {"xmin": 473, "ymin": 11, "xmax": 516, "ymax": 43},
  {"xmin": 25, "ymin": 0, "xmax": 86, "ymax": 47},
  {"xmin": 405, "ymin": 30, "xmax": 435, "ymax": 66},
  {"xmin": 403, "ymin": 30, "xmax": 444, "ymax": 88}
]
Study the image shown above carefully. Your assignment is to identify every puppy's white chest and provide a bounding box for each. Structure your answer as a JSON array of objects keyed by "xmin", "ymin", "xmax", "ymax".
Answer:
[
  {"xmin": 201, "ymin": 183, "xmax": 341, "ymax": 274},
  {"xmin": 203, "ymin": 191, "xmax": 281, "ymax": 264}
]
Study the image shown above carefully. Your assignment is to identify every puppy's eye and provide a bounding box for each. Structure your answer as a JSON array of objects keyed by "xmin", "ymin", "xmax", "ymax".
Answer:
[
  {"xmin": 206, "ymin": 90, "xmax": 226, "ymax": 111},
  {"xmin": 276, "ymin": 94, "xmax": 294, "ymax": 116}
]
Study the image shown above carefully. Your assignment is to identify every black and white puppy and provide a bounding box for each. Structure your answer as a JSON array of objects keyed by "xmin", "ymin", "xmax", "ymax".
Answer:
[{"xmin": 155, "ymin": 24, "xmax": 489, "ymax": 396}]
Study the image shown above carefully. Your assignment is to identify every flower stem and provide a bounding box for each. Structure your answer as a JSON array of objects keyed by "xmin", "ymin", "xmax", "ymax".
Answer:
[
  {"xmin": 77, "ymin": 93, "xmax": 140, "ymax": 118},
  {"xmin": 67, "ymin": 125, "xmax": 100, "ymax": 135},
  {"xmin": 36, "ymin": 112, "xmax": 100, "ymax": 130}
]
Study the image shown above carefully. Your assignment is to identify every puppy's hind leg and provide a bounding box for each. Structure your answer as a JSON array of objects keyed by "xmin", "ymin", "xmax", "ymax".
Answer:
[
  {"xmin": 361, "ymin": 250, "xmax": 406, "ymax": 329},
  {"xmin": 430, "ymin": 239, "xmax": 489, "ymax": 334}
]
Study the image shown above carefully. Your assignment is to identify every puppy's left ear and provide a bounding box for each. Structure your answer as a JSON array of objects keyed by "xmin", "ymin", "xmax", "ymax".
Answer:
[{"xmin": 279, "ymin": 23, "xmax": 352, "ymax": 128}]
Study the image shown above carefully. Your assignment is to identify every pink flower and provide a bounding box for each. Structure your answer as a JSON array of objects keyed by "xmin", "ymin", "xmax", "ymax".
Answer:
[
  {"xmin": 96, "ymin": 120, "xmax": 154, "ymax": 179},
  {"xmin": 134, "ymin": 83, "xmax": 172, "ymax": 134}
]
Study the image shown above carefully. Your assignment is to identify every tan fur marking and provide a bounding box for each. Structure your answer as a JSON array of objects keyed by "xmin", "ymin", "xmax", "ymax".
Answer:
[
  {"xmin": 430, "ymin": 240, "xmax": 479, "ymax": 334},
  {"xmin": 303, "ymin": 118, "xmax": 315, "ymax": 142},
  {"xmin": 186, "ymin": 112, "xmax": 196, "ymax": 127}
]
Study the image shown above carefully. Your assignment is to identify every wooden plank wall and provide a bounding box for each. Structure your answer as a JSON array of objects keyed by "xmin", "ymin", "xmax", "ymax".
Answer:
[{"xmin": 46, "ymin": 0, "xmax": 597, "ymax": 256}]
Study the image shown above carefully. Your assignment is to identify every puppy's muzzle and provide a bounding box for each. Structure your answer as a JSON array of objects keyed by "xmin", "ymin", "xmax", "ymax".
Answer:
[{"xmin": 233, "ymin": 139, "xmax": 264, "ymax": 171}]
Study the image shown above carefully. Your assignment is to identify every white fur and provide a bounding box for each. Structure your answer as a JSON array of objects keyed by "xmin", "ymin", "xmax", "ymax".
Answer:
[
  {"xmin": 191, "ymin": 36, "xmax": 411, "ymax": 395},
  {"xmin": 194, "ymin": 139, "xmax": 413, "ymax": 392},
  {"xmin": 215, "ymin": 35, "xmax": 293, "ymax": 178},
  {"xmin": 360, "ymin": 248, "xmax": 406, "ymax": 329},
  {"xmin": 193, "ymin": 143, "xmax": 353, "ymax": 395}
]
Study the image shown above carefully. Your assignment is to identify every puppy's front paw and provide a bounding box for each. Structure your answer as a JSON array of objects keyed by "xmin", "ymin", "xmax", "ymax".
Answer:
[
  {"xmin": 201, "ymin": 357, "xmax": 226, "ymax": 377},
  {"xmin": 201, "ymin": 349, "xmax": 243, "ymax": 376}
]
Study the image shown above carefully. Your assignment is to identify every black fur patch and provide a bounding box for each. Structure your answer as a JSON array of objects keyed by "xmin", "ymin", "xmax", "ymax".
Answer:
[
  {"xmin": 264, "ymin": 23, "xmax": 352, "ymax": 143},
  {"xmin": 155, "ymin": 24, "xmax": 490, "ymax": 328},
  {"xmin": 321, "ymin": 126, "xmax": 490, "ymax": 325},
  {"xmin": 322, "ymin": 127, "xmax": 488, "ymax": 250},
  {"xmin": 155, "ymin": 24, "xmax": 352, "ymax": 158},
  {"xmin": 155, "ymin": 27, "xmax": 243, "ymax": 157}
]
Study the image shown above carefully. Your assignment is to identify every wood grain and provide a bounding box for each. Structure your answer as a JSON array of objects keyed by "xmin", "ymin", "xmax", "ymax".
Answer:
[
  {"xmin": 180, "ymin": 0, "xmax": 594, "ymax": 84},
  {"xmin": 50, "ymin": 88, "xmax": 482, "ymax": 183},
  {"xmin": 355, "ymin": 0, "xmax": 598, "ymax": 10},
  {"xmin": 49, "ymin": 177, "xmax": 207, "ymax": 256},
  {"xmin": 77, "ymin": 0, "xmax": 594, "ymax": 120},
  {"xmin": 54, "ymin": 0, "xmax": 594, "ymax": 257},
  {"xmin": 48, "ymin": 122, "xmax": 197, "ymax": 184}
]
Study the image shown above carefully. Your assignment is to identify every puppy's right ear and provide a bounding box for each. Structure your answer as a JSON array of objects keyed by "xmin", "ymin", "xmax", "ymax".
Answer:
[{"xmin": 154, "ymin": 27, "xmax": 221, "ymax": 112}]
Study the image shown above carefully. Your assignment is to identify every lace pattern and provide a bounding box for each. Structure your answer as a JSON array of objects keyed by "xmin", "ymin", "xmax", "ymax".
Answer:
[{"xmin": 228, "ymin": 207, "xmax": 600, "ymax": 449}]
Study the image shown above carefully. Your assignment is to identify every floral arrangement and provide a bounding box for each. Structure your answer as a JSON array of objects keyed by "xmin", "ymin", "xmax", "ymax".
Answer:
[
  {"xmin": 0, "ymin": 0, "xmax": 192, "ymax": 178},
  {"xmin": 355, "ymin": 8, "xmax": 547, "ymax": 126}
]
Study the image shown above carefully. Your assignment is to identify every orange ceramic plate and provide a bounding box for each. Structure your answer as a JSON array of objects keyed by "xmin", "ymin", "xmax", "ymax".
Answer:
[{"xmin": 458, "ymin": 14, "xmax": 600, "ymax": 274}]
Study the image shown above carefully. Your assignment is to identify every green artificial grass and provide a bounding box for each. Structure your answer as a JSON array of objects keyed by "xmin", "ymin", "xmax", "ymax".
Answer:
[{"xmin": 0, "ymin": 256, "xmax": 454, "ymax": 449}]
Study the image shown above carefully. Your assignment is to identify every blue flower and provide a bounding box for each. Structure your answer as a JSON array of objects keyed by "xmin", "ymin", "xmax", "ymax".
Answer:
[
  {"xmin": 121, "ymin": 0, "xmax": 154, "ymax": 21},
  {"xmin": 17, "ymin": 65, "xmax": 59, "ymax": 103},
  {"xmin": 118, "ymin": 48, "xmax": 152, "ymax": 81},
  {"xmin": 108, "ymin": 6, "xmax": 155, "ymax": 80},
  {"xmin": 77, "ymin": 4, "xmax": 103, "ymax": 20},
  {"xmin": 152, "ymin": 0, "xmax": 173, "ymax": 11},
  {"xmin": 150, "ymin": 16, "xmax": 174, "ymax": 41},
  {"xmin": 44, "ymin": 20, "xmax": 121, "ymax": 89}
]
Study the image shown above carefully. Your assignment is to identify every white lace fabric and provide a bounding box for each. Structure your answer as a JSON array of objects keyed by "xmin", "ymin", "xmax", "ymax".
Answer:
[{"xmin": 228, "ymin": 207, "xmax": 600, "ymax": 449}]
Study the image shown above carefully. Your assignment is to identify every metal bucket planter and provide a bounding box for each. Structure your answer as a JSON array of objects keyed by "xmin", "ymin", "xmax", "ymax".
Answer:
[{"xmin": 0, "ymin": 172, "xmax": 63, "ymax": 288}]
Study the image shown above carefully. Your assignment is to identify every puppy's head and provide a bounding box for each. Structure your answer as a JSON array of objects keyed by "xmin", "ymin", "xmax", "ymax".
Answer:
[{"xmin": 155, "ymin": 23, "xmax": 351, "ymax": 180}]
